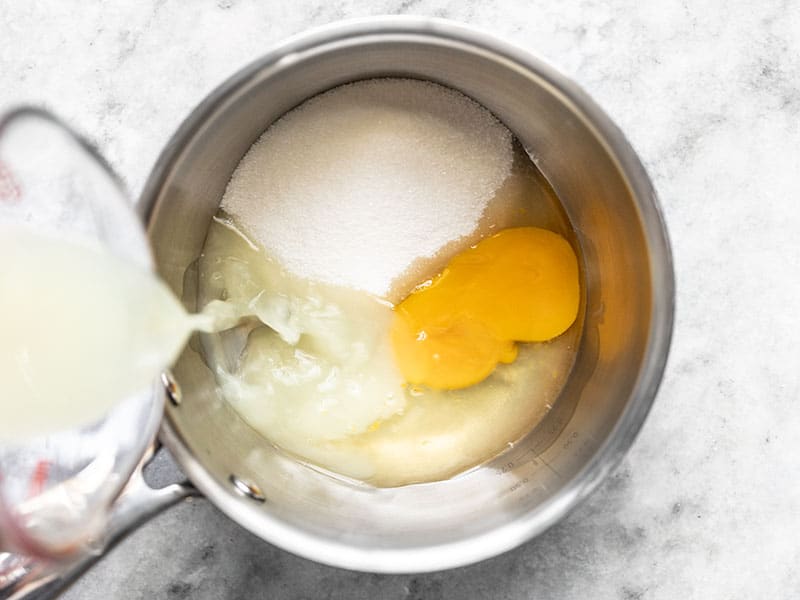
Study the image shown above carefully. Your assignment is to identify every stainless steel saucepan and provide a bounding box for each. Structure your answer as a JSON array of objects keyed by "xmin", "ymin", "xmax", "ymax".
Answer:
[{"xmin": 2, "ymin": 16, "xmax": 673, "ymax": 598}]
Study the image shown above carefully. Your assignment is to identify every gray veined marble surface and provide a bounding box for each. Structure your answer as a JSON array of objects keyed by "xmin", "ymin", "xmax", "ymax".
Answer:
[{"xmin": 2, "ymin": 0, "xmax": 799, "ymax": 598}]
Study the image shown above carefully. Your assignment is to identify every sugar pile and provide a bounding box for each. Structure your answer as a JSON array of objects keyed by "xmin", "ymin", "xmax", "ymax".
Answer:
[{"xmin": 220, "ymin": 78, "xmax": 513, "ymax": 297}]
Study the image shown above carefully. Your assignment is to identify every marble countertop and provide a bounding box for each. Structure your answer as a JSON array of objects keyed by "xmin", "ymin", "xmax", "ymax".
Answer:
[{"xmin": 2, "ymin": 1, "xmax": 799, "ymax": 598}]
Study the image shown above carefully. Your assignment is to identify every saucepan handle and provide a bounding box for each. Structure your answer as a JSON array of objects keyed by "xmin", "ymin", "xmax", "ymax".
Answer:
[{"xmin": 0, "ymin": 452, "xmax": 197, "ymax": 600}]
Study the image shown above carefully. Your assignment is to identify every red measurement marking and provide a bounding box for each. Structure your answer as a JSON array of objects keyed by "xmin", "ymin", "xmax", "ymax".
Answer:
[
  {"xmin": 27, "ymin": 461, "xmax": 50, "ymax": 498},
  {"xmin": 0, "ymin": 160, "xmax": 21, "ymax": 203}
]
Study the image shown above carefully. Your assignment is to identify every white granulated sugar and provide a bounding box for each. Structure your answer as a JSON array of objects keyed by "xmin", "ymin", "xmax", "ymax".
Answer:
[{"xmin": 221, "ymin": 78, "xmax": 513, "ymax": 296}]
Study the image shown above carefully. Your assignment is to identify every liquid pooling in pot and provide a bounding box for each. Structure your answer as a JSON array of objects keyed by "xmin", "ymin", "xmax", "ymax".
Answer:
[{"xmin": 194, "ymin": 78, "xmax": 583, "ymax": 487}]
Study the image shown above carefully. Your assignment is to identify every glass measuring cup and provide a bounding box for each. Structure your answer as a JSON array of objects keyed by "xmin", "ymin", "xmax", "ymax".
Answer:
[{"xmin": 0, "ymin": 109, "xmax": 181, "ymax": 595}]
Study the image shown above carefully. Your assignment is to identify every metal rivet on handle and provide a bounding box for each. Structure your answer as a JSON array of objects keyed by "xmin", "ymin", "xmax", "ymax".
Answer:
[
  {"xmin": 229, "ymin": 475, "xmax": 266, "ymax": 503},
  {"xmin": 161, "ymin": 370, "xmax": 182, "ymax": 406}
]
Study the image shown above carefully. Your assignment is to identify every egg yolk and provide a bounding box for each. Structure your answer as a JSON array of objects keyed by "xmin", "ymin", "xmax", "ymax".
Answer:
[{"xmin": 391, "ymin": 227, "xmax": 580, "ymax": 390}]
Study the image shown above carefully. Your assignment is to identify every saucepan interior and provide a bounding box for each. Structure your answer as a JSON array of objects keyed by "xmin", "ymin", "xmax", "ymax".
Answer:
[{"xmin": 142, "ymin": 18, "xmax": 673, "ymax": 573}]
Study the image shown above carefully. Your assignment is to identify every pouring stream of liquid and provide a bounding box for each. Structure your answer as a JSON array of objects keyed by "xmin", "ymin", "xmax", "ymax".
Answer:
[{"xmin": 0, "ymin": 225, "xmax": 231, "ymax": 442}]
